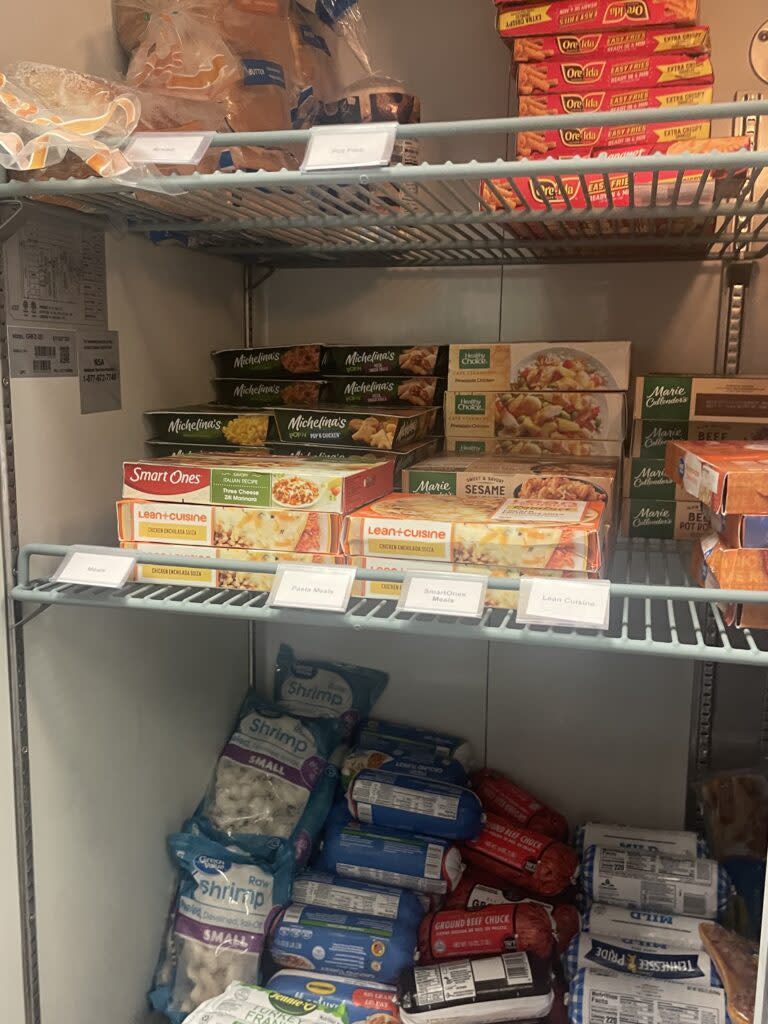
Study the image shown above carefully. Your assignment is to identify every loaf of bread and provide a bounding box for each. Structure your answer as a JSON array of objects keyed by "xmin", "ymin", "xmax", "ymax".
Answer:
[{"xmin": 700, "ymin": 922, "xmax": 758, "ymax": 1024}]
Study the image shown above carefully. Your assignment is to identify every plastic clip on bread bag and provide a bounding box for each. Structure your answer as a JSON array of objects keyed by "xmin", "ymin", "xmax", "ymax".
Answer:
[
  {"xmin": 357, "ymin": 719, "xmax": 472, "ymax": 769},
  {"xmin": 564, "ymin": 932, "xmax": 721, "ymax": 987},
  {"xmin": 418, "ymin": 903, "xmax": 556, "ymax": 962},
  {"xmin": 148, "ymin": 831, "xmax": 293, "ymax": 1022},
  {"xmin": 347, "ymin": 769, "xmax": 484, "ymax": 840},
  {"xmin": 267, "ymin": 970, "xmax": 398, "ymax": 1024},
  {"xmin": 342, "ymin": 749, "xmax": 467, "ymax": 790},
  {"xmin": 568, "ymin": 968, "xmax": 728, "ymax": 1024},
  {"xmin": 274, "ymin": 644, "xmax": 388, "ymax": 739},
  {"xmin": 397, "ymin": 952, "xmax": 554, "ymax": 1024},
  {"xmin": 472, "ymin": 769, "xmax": 568, "ymax": 841},
  {"xmin": 320, "ymin": 807, "xmax": 464, "ymax": 894},
  {"xmin": 269, "ymin": 904, "xmax": 417, "ymax": 983},
  {"xmin": 581, "ymin": 846, "xmax": 730, "ymax": 919},
  {"xmin": 462, "ymin": 814, "xmax": 579, "ymax": 897},
  {"xmin": 195, "ymin": 694, "xmax": 340, "ymax": 858},
  {"xmin": 576, "ymin": 822, "xmax": 706, "ymax": 859},
  {"xmin": 292, "ymin": 869, "xmax": 425, "ymax": 927},
  {"xmin": 180, "ymin": 983, "xmax": 346, "ymax": 1024}
]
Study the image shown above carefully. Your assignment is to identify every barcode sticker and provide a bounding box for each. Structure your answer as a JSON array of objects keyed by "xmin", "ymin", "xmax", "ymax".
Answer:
[
  {"xmin": 424, "ymin": 843, "xmax": 443, "ymax": 879},
  {"xmin": 414, "ymin": 967, "xmax": 445, "ymax": 1007},
  {"xmin": 33, "ymin": 359, "xmax": 51, "ymax": 373},
  {"xmin": 683, "ymin": 893, "xmax": 708, "ymax": 916},
  {"xmin": 34, "ymin": 345, "xmax": 57, "ymax": 358},
  {"xmin": 502, "ymin": 953, "xmax": 533, "ymax": 985},
  {"xmin": 8, "ymin": 325, "xmax": 77, "ymax": 378}
]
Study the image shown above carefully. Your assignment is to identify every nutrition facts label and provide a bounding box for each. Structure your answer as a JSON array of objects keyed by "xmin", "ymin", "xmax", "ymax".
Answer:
[
  {"xmin": 293, "ymin": 878, "xmax": 401, "ymax": 920},
  {"xmin": 583, "ymin": 969, "xmax": 726, "ymax": 1024},
  {"xmin": 594, "ymin": 849, "xmax": 717, "ymax": 918},
  {"xmin": 353, "ymin": 778, "xmax": 460, "ymax": 821},
  {"xmin": 413, "ymin": 954, "xmax": 533, "ymax": 1008}
]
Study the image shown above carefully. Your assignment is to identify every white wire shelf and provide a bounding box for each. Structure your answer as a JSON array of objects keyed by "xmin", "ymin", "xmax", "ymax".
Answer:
[
  {"xmin": 1, "ymin": 102, "xmax": 767, "ymax": 266},
  {"xmin": 12, "ymin": 539, "xmax": 768, "ymax": 666}
]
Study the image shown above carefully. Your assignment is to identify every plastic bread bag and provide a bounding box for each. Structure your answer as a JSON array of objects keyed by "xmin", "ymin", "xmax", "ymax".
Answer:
[
  {"xmin": 357, "ymin": 719, "xmax": 472, "ymax": 769},
  {"xmin": 575, "ymin": 822, "xmax": 707, "ymax": 860},
  {"xmin": 267, "ymin": 970, "xmax": 398, "ymax": 1024},
  {"xmin": 0, "ymin": 62, "xmax": 139, "ymax": 178},
  {"xmin": 181, "ymin": 983, "xmax": 346, "ymax": 1024},
  {"xmin": 471, "ymin": 769, "xmax": 568, "ymax": 842},
  {"xmin": 274, "ymin": 643, "xmax": 388, "ymax": 739},
  {"xmin": 269, "ymin": 903, "xmax": 419, "ymax": 983},
  {"xmin": 700, "ymin": 921, "xmax": 759, "ymax": 1024},
  {"xmin": 194, "ymin": 693, "xmax": 342, "ymax": 858},
  {"xmin": 563, "ymin": 932, "xmax": 721, "ymax": 987},
  {"xmin": 341, "ymin": 749, "xmax": 468, "ymax": 791},
  {"xmin": 581, "ymin": 846, "xmax": 731, "ymax": 920},
  {"xmin": 567, "ymin": 968, "xmax": 727, "ymax": 1024},
  {"xmin": 288, "ymin": 0, "xmax": 341, "ymax": 107},
  {"xmin": 148, "ymin": 830, "xmax": 293, "ymax": 1023},
  {"xmin": 347, "ymin": 769, "xmax": 484, "ymax": 841},
  {"xmin": 292, "ymin": 869, "xmax": 425, "ymax": 927},
  {"xmin": 304, "ymin": 0, "xmax": 373, "ymax": 79}
]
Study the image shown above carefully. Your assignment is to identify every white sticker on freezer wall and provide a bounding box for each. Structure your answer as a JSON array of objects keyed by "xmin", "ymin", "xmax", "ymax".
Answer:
[
  {"xmin": 4, "ymin": 215, "xmax": 107, "ymax": 328},
  {"xmin": 78, "ymin": 331, "xmax": 121, "ymax": 413},
  {"xmin": 7, "ymin": 325, "xmax": 77, "ymax": 378}
]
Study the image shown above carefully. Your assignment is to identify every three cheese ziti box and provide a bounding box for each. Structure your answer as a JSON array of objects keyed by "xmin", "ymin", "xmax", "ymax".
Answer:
[
  {"xmin": 122, "ymin": 454, "xmax": 394, "ymax": 514},
  {"xmin": 496, "ymin": 0, "xmax": 700, "ymax": 37},
  {"xmin": 635, "ymin": 375, "xmax": 768, "ymax": 422},
  {"xmin": 664, "ymin": 441, "xmax": 768, "ymax": 515},
  {"xmin": 509, "ymin": 26, "xmax": 711, "ymax": 62},
  {"xmin": 448, "ymin": 342, "xmax": 631, "ymax": 391}
]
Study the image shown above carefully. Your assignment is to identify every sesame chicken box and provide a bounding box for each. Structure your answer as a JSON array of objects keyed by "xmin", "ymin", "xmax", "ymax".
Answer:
[
  {"xmin": 145, "ymin": 404, "xmax": 273, "ymax": 447},
  {"xmin": 496, "ymin": 1, "xmax": 700, "ymax": 37},
  {"xmin": 664, "ymin": 441, "xmax": 768, "ymax": 515},
  {"xmin": 448, "ymin": 342, "xmax": 631, "ymax": 391},
  {"xmin": 509, "ymin": 26, "xmax": 711, "ymax": 62},
  {"xmin": 516, "ymin": 54, "xmax": 713, "ymax": 95},
  {"xmin": 271, "ymin": 405, "xmax": 438, "ymax": 451},
  {"xmin": 122, "ymin": 454, "xmax": 394, "ymax": 514},
  {"xmin": 342, "ymin": 494, "xmax": 606, "ymax": 573}
]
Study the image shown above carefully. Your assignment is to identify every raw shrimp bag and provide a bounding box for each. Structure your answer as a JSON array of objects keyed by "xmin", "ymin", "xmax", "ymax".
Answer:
[
  {"xmin": 471, "ymin": 769, "xmax": 568, "ymax": 841},
  {"xmin": 292, "ymin": 870, "xmax": 425, "ymax": 927},
  {"xmin": 341, "ymin": 749, "xmax": 467, "ymax": 790},
  {"xmin": 195, "ymin": 693, "xmax": 341, "ymax": 858},
  {"xmin": 347, "ymin": 768, "xmax": 484, "ymax": 840},
  {"xmin": 357, "ymin": 719, "xmax": 472, "ymax": 768},
  {"xmin": 149, "ymin": 831, "xmax": 293, "ymax": 1023},
  {"xmin": 269, "ymin": 904, "xmax": 418, "ymax": 983},
  {"xmin": 564, "ymin": 932, "xmax": 721, "ymax": 986},
  {"xmin": 267, "ymin": 970, "xmax": 398, "ymax": 1024},
  {"xmin": 274, "ymin": 644, "xmax": 388, "ymax": 738}
]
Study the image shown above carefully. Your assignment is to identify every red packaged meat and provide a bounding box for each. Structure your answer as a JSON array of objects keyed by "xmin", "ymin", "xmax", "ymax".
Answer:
[
  {"xmin": 418, "ymin": 903, "xmax": 556, "ymax": 962},
  {"xmin": 472, "ymin": 770, "xmax": 568, "ymax": 841},
  {"xmin": 461, "ymin": 814, "xmax": 579, "ymax": 897}
]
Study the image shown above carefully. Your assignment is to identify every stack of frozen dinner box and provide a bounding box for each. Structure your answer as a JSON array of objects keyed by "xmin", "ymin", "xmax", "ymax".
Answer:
[{"xmin": 624, "ymin": 375, "xmax": 768, "ymax": 540}]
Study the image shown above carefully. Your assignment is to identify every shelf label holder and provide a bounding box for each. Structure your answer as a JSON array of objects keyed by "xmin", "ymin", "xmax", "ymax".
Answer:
[
  {"xmin": 52, "ymin": 545, "xmax": 136, "ymax": 589},
  {"xmin": 397, "ymin": 570, "xmax": 488, "ymax": 619},
  {"xmin": 301, "ymin": 123, "xmax": 397, "ymax": 173},
  {"xmin": 267, "ymin": 563, "xmax": 356, "ymax": 613},
  {"xmin": 517, "ymin": 577, "xmax": 611, "ymax": 630}
]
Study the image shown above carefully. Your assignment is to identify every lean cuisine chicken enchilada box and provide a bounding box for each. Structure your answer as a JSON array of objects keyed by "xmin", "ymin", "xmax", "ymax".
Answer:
[{"xmin": 342, "ymin": 494, "xmax": 606, "ymax": 572}]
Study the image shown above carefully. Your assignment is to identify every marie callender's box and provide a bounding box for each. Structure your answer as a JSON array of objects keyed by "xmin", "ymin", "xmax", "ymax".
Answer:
[{"xmin": 634, "ymin": 375, "xmax": 768, "ymax": 423}]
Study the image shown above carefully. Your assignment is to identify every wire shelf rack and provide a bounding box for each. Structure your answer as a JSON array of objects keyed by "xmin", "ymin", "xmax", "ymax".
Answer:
[
  {"xmin": 12, "ymin": 539, "xmax": 768, "ymax": 666},
  {"xmin": 1, "ymin": 102, "xmax": 768, "ymax": 266}
]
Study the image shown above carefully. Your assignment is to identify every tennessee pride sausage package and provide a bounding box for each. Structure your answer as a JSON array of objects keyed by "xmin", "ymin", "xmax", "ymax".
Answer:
[
  {"xmin": 342, "ymin": 749, "xmax": 468, "ymax": 790},
  {"xmin": 357, "ymin": 719, "xmax": 473, "ymax": 769},
  {"xmin": 568, "ymin": 968, "xmax": 727, "ymax": 1024},
  {"xmin": 583, "ymin": 903, "xmax": 709, "ymax": 950},
  {"xmin": 564, "ymin": 933, "xmax": 721, "ymax": 987},
  {"xmin": 292, "ymin": 870, "xmax": 425, "ymax": 928},
  {"xmin": 576, "ymin": 822, "xmax": 707, "ymax": 859},
  {"xmin": 347, "ymin": 769, "xmax": 484, "ymax": 840},
  {"xmin": 462, "ymin": 814, "xmax": 579, "ymax": 896},
  {"xmin": 267, "ymin": 971, "xmax": 398, "ymax": 1024}
]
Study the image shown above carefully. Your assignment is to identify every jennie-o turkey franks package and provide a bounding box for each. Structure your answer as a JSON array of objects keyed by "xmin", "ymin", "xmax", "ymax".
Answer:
[{"xmin": 496, "ymin": 0, "xmax": 700, "ymax": 37}]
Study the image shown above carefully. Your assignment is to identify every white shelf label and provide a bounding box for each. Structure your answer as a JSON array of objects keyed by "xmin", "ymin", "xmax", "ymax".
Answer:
[
  {"xmin": 301, "ymin": 123, "xmax": 397, "ymax": 172},
  {"xmin": 268, "ymin": 563, "xmax": 356, "ymax": 613},
  {"xmin": 517, "ymin": 577, "xmax": 611, "ymax": 630},
  {"xmin": 124, "ymin": 132, "xmax": 214, "ymax": 166},
  {"xmin": 52, "ymin": 546, "xmax": 135, "ymax": 589},
  {"xmin": 398, "ymin": 571, "xmax": 488, "ymax": 619}
]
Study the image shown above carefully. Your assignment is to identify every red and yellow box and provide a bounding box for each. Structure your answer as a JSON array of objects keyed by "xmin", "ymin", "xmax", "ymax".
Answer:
[
  {"xmin": 665, "ymin": 440, "xmax": 768, "ymax": 516},
  {"xmin": 497, "ymin": 1, "xmax": 700, "ymax": 37},
  {"xmin": 691, "ymin": 536, "xmax": 768, "ymax": 631},
  {"xmin": 517, "ymin": 54, "xmax": 713, "ymax": 95},
  {"xmin": 509, "ymin": 25, "xmax": 711, "ymax": 62}
]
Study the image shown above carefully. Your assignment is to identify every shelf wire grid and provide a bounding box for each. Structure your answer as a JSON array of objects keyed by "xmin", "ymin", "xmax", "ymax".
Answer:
[{"xmin": 12, "ymin": 539, "xmax": 768, "ymax": 666}]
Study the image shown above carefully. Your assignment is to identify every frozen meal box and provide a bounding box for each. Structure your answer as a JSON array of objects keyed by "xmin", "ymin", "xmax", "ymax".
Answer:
[
  {"xmin": 635, "ymin": 375, "xmax": 768, "ymax": 423},
  {"xmin": 509, "ymin": 25, "xmax": 711, "ymax": 61},
  {"xmin": 695, "ymin": 535, "xmax": 768, "ymax": 589},
  {"xmin": 664, "ymin": 440, "xmax": 768, "ymax": 515},
  {"xmin": 343, "ymin": 493, "xmax": 606, "ymax": 572},
  {"xmin": 265, "ymin": 438, "xmax": 442, "ymax": 488},
  {"xmin": 321, "ymin": 345, "xmax": 448, "ymax": 377},
  {"xmin": 621, "ymin": 499, "xmax": 708, "ymax": 539},
  {"xmin": 145, "ymin": 405, "xmax": 273, "ymax": 447},
  {"xmin": 272, "ymin": 405, "xmax": 438, "ymax": 451},
  {"xmin": 444, "ymin": 391, "xmax": 627, "ymax": 442},
  {"xmin": 496, "ymin": 0, "xmax": 700, "ymax": 37},
  {"xmin": 691, "ymin": 540, "xmax": 768, "ymax": 631},
  {"xmin": 122, "ymin": 542, "xmax": 344, "ymax": 591},
  {"xmin": 445, "ymin": 437, "xmax": 624, "ymax": 458},
  {"xmin": 630, "ymin": 418, "xmax": 768, "ymax": 457},
  {"xmin": 448, "ymin": 342, "xmax": 631, "ymax": 391},
  {"xmin": 710, "ymin": 513, "xmax": 768, "ymax": 550},
  {"xmin": 212, "ymin": 346, "xmax": 323, "ymax": 378},
  {"xmin": 145, "ymin": 441, "xmax": 269, "ymax": 458},
  {"xmin": 517, "ymin": 54, "xmax": 713, "ymax": 95},
  {"xmin": 117, "ymin": 500, "xmax": 342, "ymax": 553},
  {"xmin": 122, "ymin": 454, "xmax": 394, "ymax": 514},
  {"xmin": 402, "ymin": 455, "xmax": 618, "ymax": 519},
  {"xmin": 212, "ymin": 379, "xmax": 324, "ymax": 408},
  {"xmin": 321, "ymin": 376, "xmax": 446, "ymax": 408},
  {"xmin": 624, "ymin": 458, "xmax": 688, "ymax": 501}
]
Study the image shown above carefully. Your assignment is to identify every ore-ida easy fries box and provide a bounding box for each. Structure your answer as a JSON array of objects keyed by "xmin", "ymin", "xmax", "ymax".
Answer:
[
  {"xmin": 496, "ymin": 0, "xmax": 700, "ymax": 37},
  {"xmin": 509, "ymin": 26, "xmax": 711, "ymax": 62},
  {"xmin": 517, "ymin": 54, "xmax": 713, "ymax": 95}
]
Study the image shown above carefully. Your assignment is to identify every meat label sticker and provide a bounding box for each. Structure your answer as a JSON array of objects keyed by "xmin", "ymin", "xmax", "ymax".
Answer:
[
  {"xmin": 301, "ymin": 123, "xmax": 398, "ymax": 172},
  {"xmin": 518, "ymin": 577, "xmax": 610, "ymax": 629},
  {"xmin": 52, "ymin": 546, "xmax": 135, "ymax": 589},
  {"xmin": 268, "ymin": 563, "xmax": 356, "ymax": 612},
  {"xmin": 398, "ymin": 571, "xmax": 488, "ymax": 619}
]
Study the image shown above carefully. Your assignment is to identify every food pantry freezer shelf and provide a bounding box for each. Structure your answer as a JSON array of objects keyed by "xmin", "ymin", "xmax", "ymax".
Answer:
[
  {"xmin": 12, "ymin": 540, "xmax": 768, "ymax": 667},
  {"xmin": 1, "ymin": 102, "xmax": 768, "ymax": 266}
]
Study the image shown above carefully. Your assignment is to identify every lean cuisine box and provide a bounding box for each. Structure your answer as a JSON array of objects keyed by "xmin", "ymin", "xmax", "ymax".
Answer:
[
  {"xmin": 509, "ymin": 26, "xmax": 711, "ymax": 62},
  {"xmin": 517, "ymin": 54, "xmax": 713, "ymax": 95},
  {"xmin": 446, "ymin": 437, "xmax": 624, "ymax": 458},
  {"xmin": 321, "ymin": 345, "xmax": 448, "ymax": 377},
  {"xmin": 122, "ymin": 455, "xmax": 393, "ymax": 514},
  {"xmin": 444, "ymin": 391, "xmax": 627, "ymax": 442},
  {"xmin": 117, "ymin": 500, "xmax": 342, "ymax": 553},
  {"xmin": 212, "ymin": 346, "xmax": 323, "ymax": 379},
  {"xmin": 496, "ymin": 0, "xmax": 699, "ymax": 37},
  {"xmin": 664, "ymin": 441, "xmax": 768, "ymax": 515},
  {"xmin": 343, "ymin": 494, "xmax": 606, "ymax": 572},
  {"xmin": 629, "ymin": 420, "xmax": 768, "ymax": 458},
  {"xmin": 448, "ymin": 342, "xmax": 631, "ymax": 391},
  {"xmin": 146, "ymin": 405, "xmax": 272, "ymax": 447},
  {"xmin": 272, "ymin": 405, "xmax": 438, "ymax": 451},
  {"xmin": 621, "ymin": 499, "xmax": 708, "ymax": 539},
  {"xmin": 321, "ymin": 376, "xmax": 446, "ymax": 408},
  {"xmin": 634, "ymin": 375, "xmax": 768, "ymax": 422},
  {"xmin": 212, "ymin": 379, "xmax": 324, "ymax": 408}
]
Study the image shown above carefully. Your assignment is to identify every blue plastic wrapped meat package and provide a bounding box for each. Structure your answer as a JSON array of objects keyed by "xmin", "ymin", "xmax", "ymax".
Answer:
[
  {"xmin": 568, "ymin": 969, "xmax": 728, "ymax": 1024},
  {"xmin": 149, "ymin": 830, "xmax": 293, "ymax": 1023},
  {"xmin": 576, "ymin": 822, "xmax": 707, "ymax": 860},
  {"xmin": 320, "ymin": 807, "xmax": 464, "ymax": 894},
  {"xmin": 267, "ymin": 970, "xmax": 399, "ymax": 1023},
  {"xmin": 194, "ymin": 694, "xmax": 341, "ymax": 858},
  {"xmin": 274, "ymin": 645, "xmax": 388, "ymax": 739},
  {"xmin": 581, "ymin": 846, "xmax": 730, "ymax": 919},
  {"xmin": 582, "ymin": 903, "xmax": 709, "ymax": 949},
  {"xmin": 346, "ymin": 769, "xmax": 484, "ymax": 840},
  {"xmin": 292, "ymin": 870, "xmax": 425, "ymax": 927},
  {"xmin": 357, "ymin": 719, "xmax": 472, "ymax": 768},
  {"xmin": 269, "ymin": 904, "xmax": 418, "ymax": 983},
  {"xmin": 563, "ymin": 933, "xmax": 721, "ymax": 987},
  {"xmin": 341, "ymin": 749, "xmax": 467, "ymax": 790}
]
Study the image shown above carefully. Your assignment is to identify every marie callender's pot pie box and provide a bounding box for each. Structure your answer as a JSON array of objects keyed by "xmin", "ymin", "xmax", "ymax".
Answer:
[{"xmin": 342, "ymin": 493, "xmax": 606, "ymax": 572}]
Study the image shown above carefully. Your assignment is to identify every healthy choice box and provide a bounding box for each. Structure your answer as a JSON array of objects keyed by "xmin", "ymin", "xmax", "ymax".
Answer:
[
  {"xmin": 444, "ymin": 391, "xmax": 627, "ymax": 442},
  {"xmin": 212, "ymin": 346, "xmax": 323, "ymax": 378},
  {"xmin": 509, "ymin": 26, "xmax": 711, "ymax": 62},
  {"xmin": 516, "ymin": 54, "xmax": 713, "ymax": 95},
  {"xmin": 445, "ymin": 437, "xmax": 625, "ymax": 458},
  {"xmin": 629, "ymin": 419, "xmax": 768, "ymax": 457},
  {"xmin": 621, "ymin": 499, "xmax": 709, "ymax": 539},
  {"xmin": 496, "ymin": 0, "xmax": 700, "ymax": 37},
  {"xmin": 664, "ymin": 441, "xmax": 768, "ymax": 515},
  {"xmin": 321, "ymin": 345, "xmax": 448, "ymax": 377},
  {"xmin": 343, "ymin": 493, "xmax": 606, "ymax": 572},
  {"xmin": 634, "ymin": 375, "xmax": 768, "ymax": 423},
  {"xmin": 448, "ymin": 342, "xmax": 631, "ymax": 391},
  {"xmin": 272, "ymin": 405, "xmax": 438, "ymax": 451},
  {"xmin": 122, "ymin": 454, "xmax": 394, "ymax": 514},
  {"xmin": 145, "ymin": 405, "xmax": 273, "ymax": 447}
]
